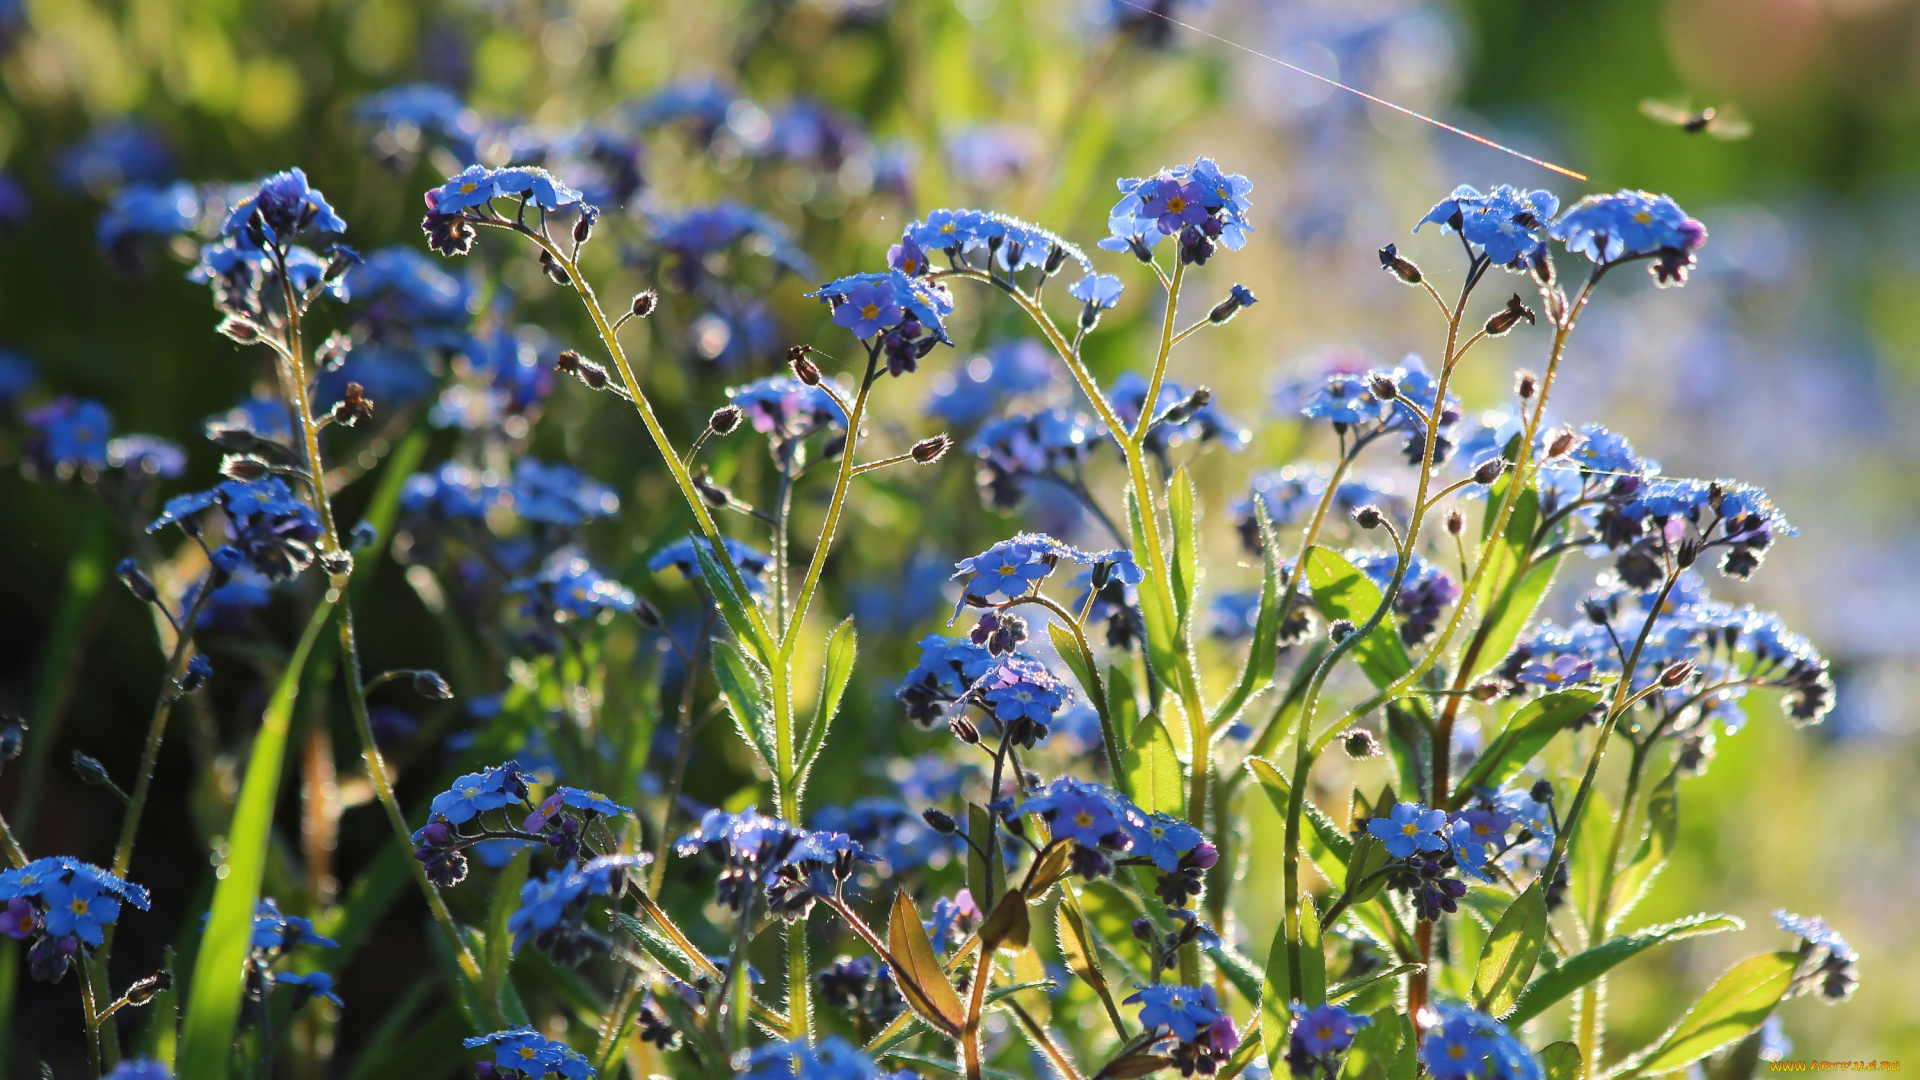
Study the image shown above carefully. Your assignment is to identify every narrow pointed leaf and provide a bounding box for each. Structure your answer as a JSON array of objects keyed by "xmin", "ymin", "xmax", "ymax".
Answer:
[
  {"xmin": 1057, "ymin": 898, "xmax": 1127, "ymax": 1035},
  {"xmin": 1126, "ymin": 490, "xmax": 1188, "ymax": 706},
  {"xmin": 797, "ymin": 617, "xmax": 857, "ymax": 786},
  {"xmin": 693, "ymin": 537, "xmax": 770, "ymax": 664},
  {"xmin": 1633, "ymin": 952, "xmax": 1799, "ymax": 1075},
  {"xmin": 1507, "ymin": 913, "xmax": 1743, "ymax": 1024},
  {"xmin": 1168, "ymin": 466, "xmax": 1200, "ymax": 626},
  {"xmin": 177, "ymin": 601, "xmax": 333, "ymax": 1080},
  {"xmin": 887, "ymin": 891, "xmax": 965, "ymax": 1035},
  {"xmin": 1473, "ymin": 882, "xmax": 1547, "ymax": 1017},
  {"xmin": 1301, "ymin": 547, "xmax": 1412, "ymax": 687},
  {"xmin": 1214, "ymin": 497, "xmax": 1282, "ymax": 724},
  {"xmin": 1122, "ymin": 714, "xmax": 1184, "ymax": 816},
  {"xmin": 1259, "ymin": 918, "xmax": 1293, "ymax": 1069},
  {"xmin": 1452, "ymin": 689, "xmax": 1604, "ymax": 804},
  {"xmin": 711, "ymin": 640, "xmax": 777, "ymax": 775},
  {"xmin": 1608, "ymin": 766, "xmax": 1680, "ymax": 928},
  {"xmin": 1470, "ymin": 552, "xmax": 1561, "ymax": 681}
]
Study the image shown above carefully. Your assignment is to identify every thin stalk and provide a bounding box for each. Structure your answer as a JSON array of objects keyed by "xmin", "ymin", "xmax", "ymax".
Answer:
[{"xmin": 781, "ymin": 345, "xmax": 882, "ymax": 659}]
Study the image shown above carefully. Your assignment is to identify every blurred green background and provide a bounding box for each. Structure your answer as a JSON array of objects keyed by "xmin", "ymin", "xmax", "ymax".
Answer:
[{"xmin": 0, "ymin": 0, "xmax": 1914, "ymax": 1071}]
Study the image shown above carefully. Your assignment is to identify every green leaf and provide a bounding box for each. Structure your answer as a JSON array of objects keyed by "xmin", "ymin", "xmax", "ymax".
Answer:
[
  {"xmin": 1204, "ymin": 941, "xmax": 1264, "ymax": 1004},
  {"xmin": 966, "ymin": 804, "xmax": 1007, "ymax": 906},
  {"xmin": 1608, "ymin": 766, "xmax": 1680, "ymax": 929},
  {"xmin": 1340, "ymin": 1006, "xmax": 1407, "ymax": 1080},
  {"xmin": 176, "ymin": 601, "xmax": 333, "ymax": 1080},
  {"xmin": 1328, "ymin": 963, "xmax": 1424, "ymax": 1005},
  {"xmin": 1298, "ymin": 900, "xmax": 1326, "ymax": 1006},
  {"xmin": 693, "ymin": 536, "xmax": 770, "ymax": 664},
  {"xmin": 1507, "ymin": 913, "xmax": 1744, "ymax": 1024},
  {"xmin": 1570, "ymin": 787, "xmax": 1616, "ymax": 937},
  {"xmin": 1169, "ymin": 466, "xmax": 1200, "ymax": 627},
  {"xmin": 346, "ymin": 429, "xmax": 428, "ymax": 609},
  {"xmin": 1539, "ymin": 1042, "xmax": 1581, "ymax": 1080},
  {"xmin": 1301, "ymin": 547, "xmax": 1412, "ymax": 687},
  {"xmin": 1633, "ymin": 952, "xmax": 1799, "ymax": 1075},
  {"xmin": 1475, "ymin": 476, "xmax": 1539, "ymax": 607},
  {"xmin": 886, "ymin": 891, "xmax": 966, "ymax": 1035},
  {"xmin": 1048, "ymin": 622, "xmax": 1118, "ymax": 776},
  {"xmin": 1057, "ymin": 898, "xmax": 1127, "ymax": 1034},
  {"xmin": 1473, "ymin": 882, "xmax": 1546, "ymax": 1017},
  {"xmin": 1215, "ymin": 496, "xmax": 1282, "ymax": 724},
  {"xmin": 484, "ymin": 847, "xmax": 532, "ymax": 1024},
  {"xmin": 1122, "ymin": 714, "xmax": 1184, "ymax": 816},
  {"xmin": 1469, "ymin": 552, "xmax": 1561, "ymax": 681},
  {"xmin": 1126, "ymin": 490, "xmax": 1188, "ymax": 708},
  {"xmin": 1452, "ymin": 689, "xmax": 1604, "ymax": 803},
  {"xmin": 711, "ymin": 640, "xmax": 777, "ymax": 775},
  {"xmin": 1106, "ymin": 663, "xmax": 1140, "ymax": 750},
  {"xmin": 797, "ymin": 617, "xmax": 856, "ymax": 787},
  {"xmin": 1259, "ymin": 918, "xmax": 1294, "ymax": 1069}
]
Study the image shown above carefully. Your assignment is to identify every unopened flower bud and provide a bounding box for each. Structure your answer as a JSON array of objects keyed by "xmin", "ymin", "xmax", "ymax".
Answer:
[
  {"xmin": 1471, "ymin": 680, "xmax": 1504, "ymax": 702},
  {"xmin": 556, "ymin": 349, "xmax": 584, "ymax": 374},
  {"xmin": 631, "ymin": 290, "xmax": 657, "ymax": 318},
  {"xmin": 1352, "ymin": 505, "xmax": 1384, "ymax": 530},
  {"xmin": 572, "ymin": 213, "xmax": 594, "ymax": 245},
  {"xmin": 1161, "ymin": 386, "xmax": 1212, "ymax": 426},
  {"xmin": 1582, "ymin": 598, "xmax": 1611, "ymax": 625},
  {"xmin": 413, "ymin": 671, "xmax": 454, "ymax": 700},
  {"xmin": 540, "ymin": 249, "xmax": 571, "ymax": 285},
  {"xmin": 1484, "ymin": 293, "xmax": 1537, "ymax": 337},
  {"xmin": 1546, "ymin": 429, "xmax": 1577, "ymax": 459},
  {"xmin": 123, "ymin": 971, "xmax": 172, "ymax": 1007},
  {"xmin": 1207, "ymin": 284, "xmax": 1257, "ymax": 324},
  {"xmin": 72, "ymin": 751, "xmax": 114, "ymax": 791},
  {"xmin": 117, "ymin": 558, "xmax": 158, "ymax": 604},
  {"xmin": 1446, "ymin": 509, "xmax": 1465, "ymax": 536},
  {"xmin": 1369, "ymin": 374, "xmax": 1398, "ymax": 401},
  {"xmin": 1131, "ymin": 918, "xmax": 1155, "ymax": 942},
  {"xmin": 693, "ymin": 471, "xmax": 732, "ymax": 508},
  {"xmin": 948, "ymin": 715, "xmax": 980, "ymax": 745},
  {"xmin": 634, "ymin": 598, "xmax": 663, "ymax": 629},
  {"xmin": 1515, "ymin": 370, "xmax": 1538, "ymax": 400},
  {"xmin": 1530, "ymin": 780, "xmax": 1555, "ymax": 803},
  {"xmin": 708, "ymin": 405, "xmax": 743, "ymax": 435},
  {"xmin": 218, "ymin": 318, "xmax": 259, "ymax": 344},
  {"xmin": 1043, "ymin": 245, "xmax": 1068, "ymax": 275},
  {"xmin": 1661, "ymin": 660, "xmax": 1696, "ymax": 687},
  {"xmin": 911, "ymin": 435, "xmax": 950, "ymax": 464},
  {"xmin": 332, "ymin": 382, "xmax": 375, "ymax": 426},
  {"xmin": 791, "ymin": 354, "xmax": 822, "ymax": 386},
  {"xmin": 1190, "ymin": 841, "xmax": 1219, "ymax": 870},
  {"xmin": 1379, "ymin": 243, "xmax": 1422, "ymax": 284},
  {"xmin": 1329, "ymin": 619, "xmax": 1356, "ymax": 643},
  {"xmin": 1675, "ymin": 538, "xmax": 1702, "ymax": 570},
  {"xmin": 921, "ymin": 808, "xmax": 957, "ymax": 834},
  {"xmin": 1341, "ymin": 728, "xmax": 1381, "ymax": 759},
  {"xmin": 1473, "ymin": 457, "xmax": 1507, "ymax": 485}
]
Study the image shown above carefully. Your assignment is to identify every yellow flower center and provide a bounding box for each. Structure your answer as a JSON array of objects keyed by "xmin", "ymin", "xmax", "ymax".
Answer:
[
  {"xmin": 1634, "ymin": 211, "xmax": 1653, "ymax": 224},
  {"xmin": 861, "ymin": 303, "xmax": 880, "ymax": 319},
  {"xmin": 460, "ymin": 182, "xmax": 479, "ymax": 195},
  {"xmin": 940, "ymin": 222, "xmax": 957, "ymax": 234},
  {"xmin": 70, "ymin": 899, "xmax": 89, "ymax": 916},
  {"xmin": 1316, "ymin": 1025, "xmax": 1334, "ymax": 1040},
  {"xmin": 461, "ymin": 785, "xmax": 481, "ymax": 798},
  {"xmin": 998, "ymin": 565, "xmax": 1019, "ymax": 576},
  {"xmin": 1448, "ymin": 1044, "xmax": 1468, "ymax": 1061},
  {"xmin": 1402, "ymin": 822, "xmax": 1420, "ymax": 836},
  {"xmin": 1165, "ymin": 196, "xmax": 1186, "ymax": 213},
  {"xmin": 519, "ymin": 1047, "xmax": 538, "ymax": 1060},
  {"xmin": 1074, "ymin": 811, "xmax": 1094, "ymax": 828}
]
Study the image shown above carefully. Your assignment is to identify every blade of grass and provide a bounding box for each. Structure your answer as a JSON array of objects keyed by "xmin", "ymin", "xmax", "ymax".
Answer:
[{"xmin": 176, "ymin": 597, "xmax": 334, "ymax": 1080}]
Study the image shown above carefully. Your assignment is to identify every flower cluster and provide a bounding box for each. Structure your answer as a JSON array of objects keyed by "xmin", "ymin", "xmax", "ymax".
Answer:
[
  {"xmin": 1125, "ymin": 982, "xmax": 1240, "ymax": 1076},
  {"xmin": 465, "ymin": 1028, "xmax": 596, "ymax": 1080},
  {"xmin": 149, "ymin": 478, "xmax": 325, "ymax": 582},
  {"xmin": 0, "ymin": 857, "xmax": 150, "ymax": 983},
  {"xmin": 508, "ymin": 854, "xmax": 647, "ymax": 966},
  {"xmin": 1776, "ymin": 910, "xmax": 1859, "ymax": 1002},
  {"xmin": 673, "ymin": 809, "xmax": 867, "ymax": 919},
  {"xmin": 1418, "ymin": 1003, "xmax": 1543, "ymax": 1080},
  {"xmin": 1101, "ymin": 156, "xmax": 1254, "ymax": 266},
  {"xmin": 1286, "ymin": 1004, "xmax": 1369, "ymax": 1079}
]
